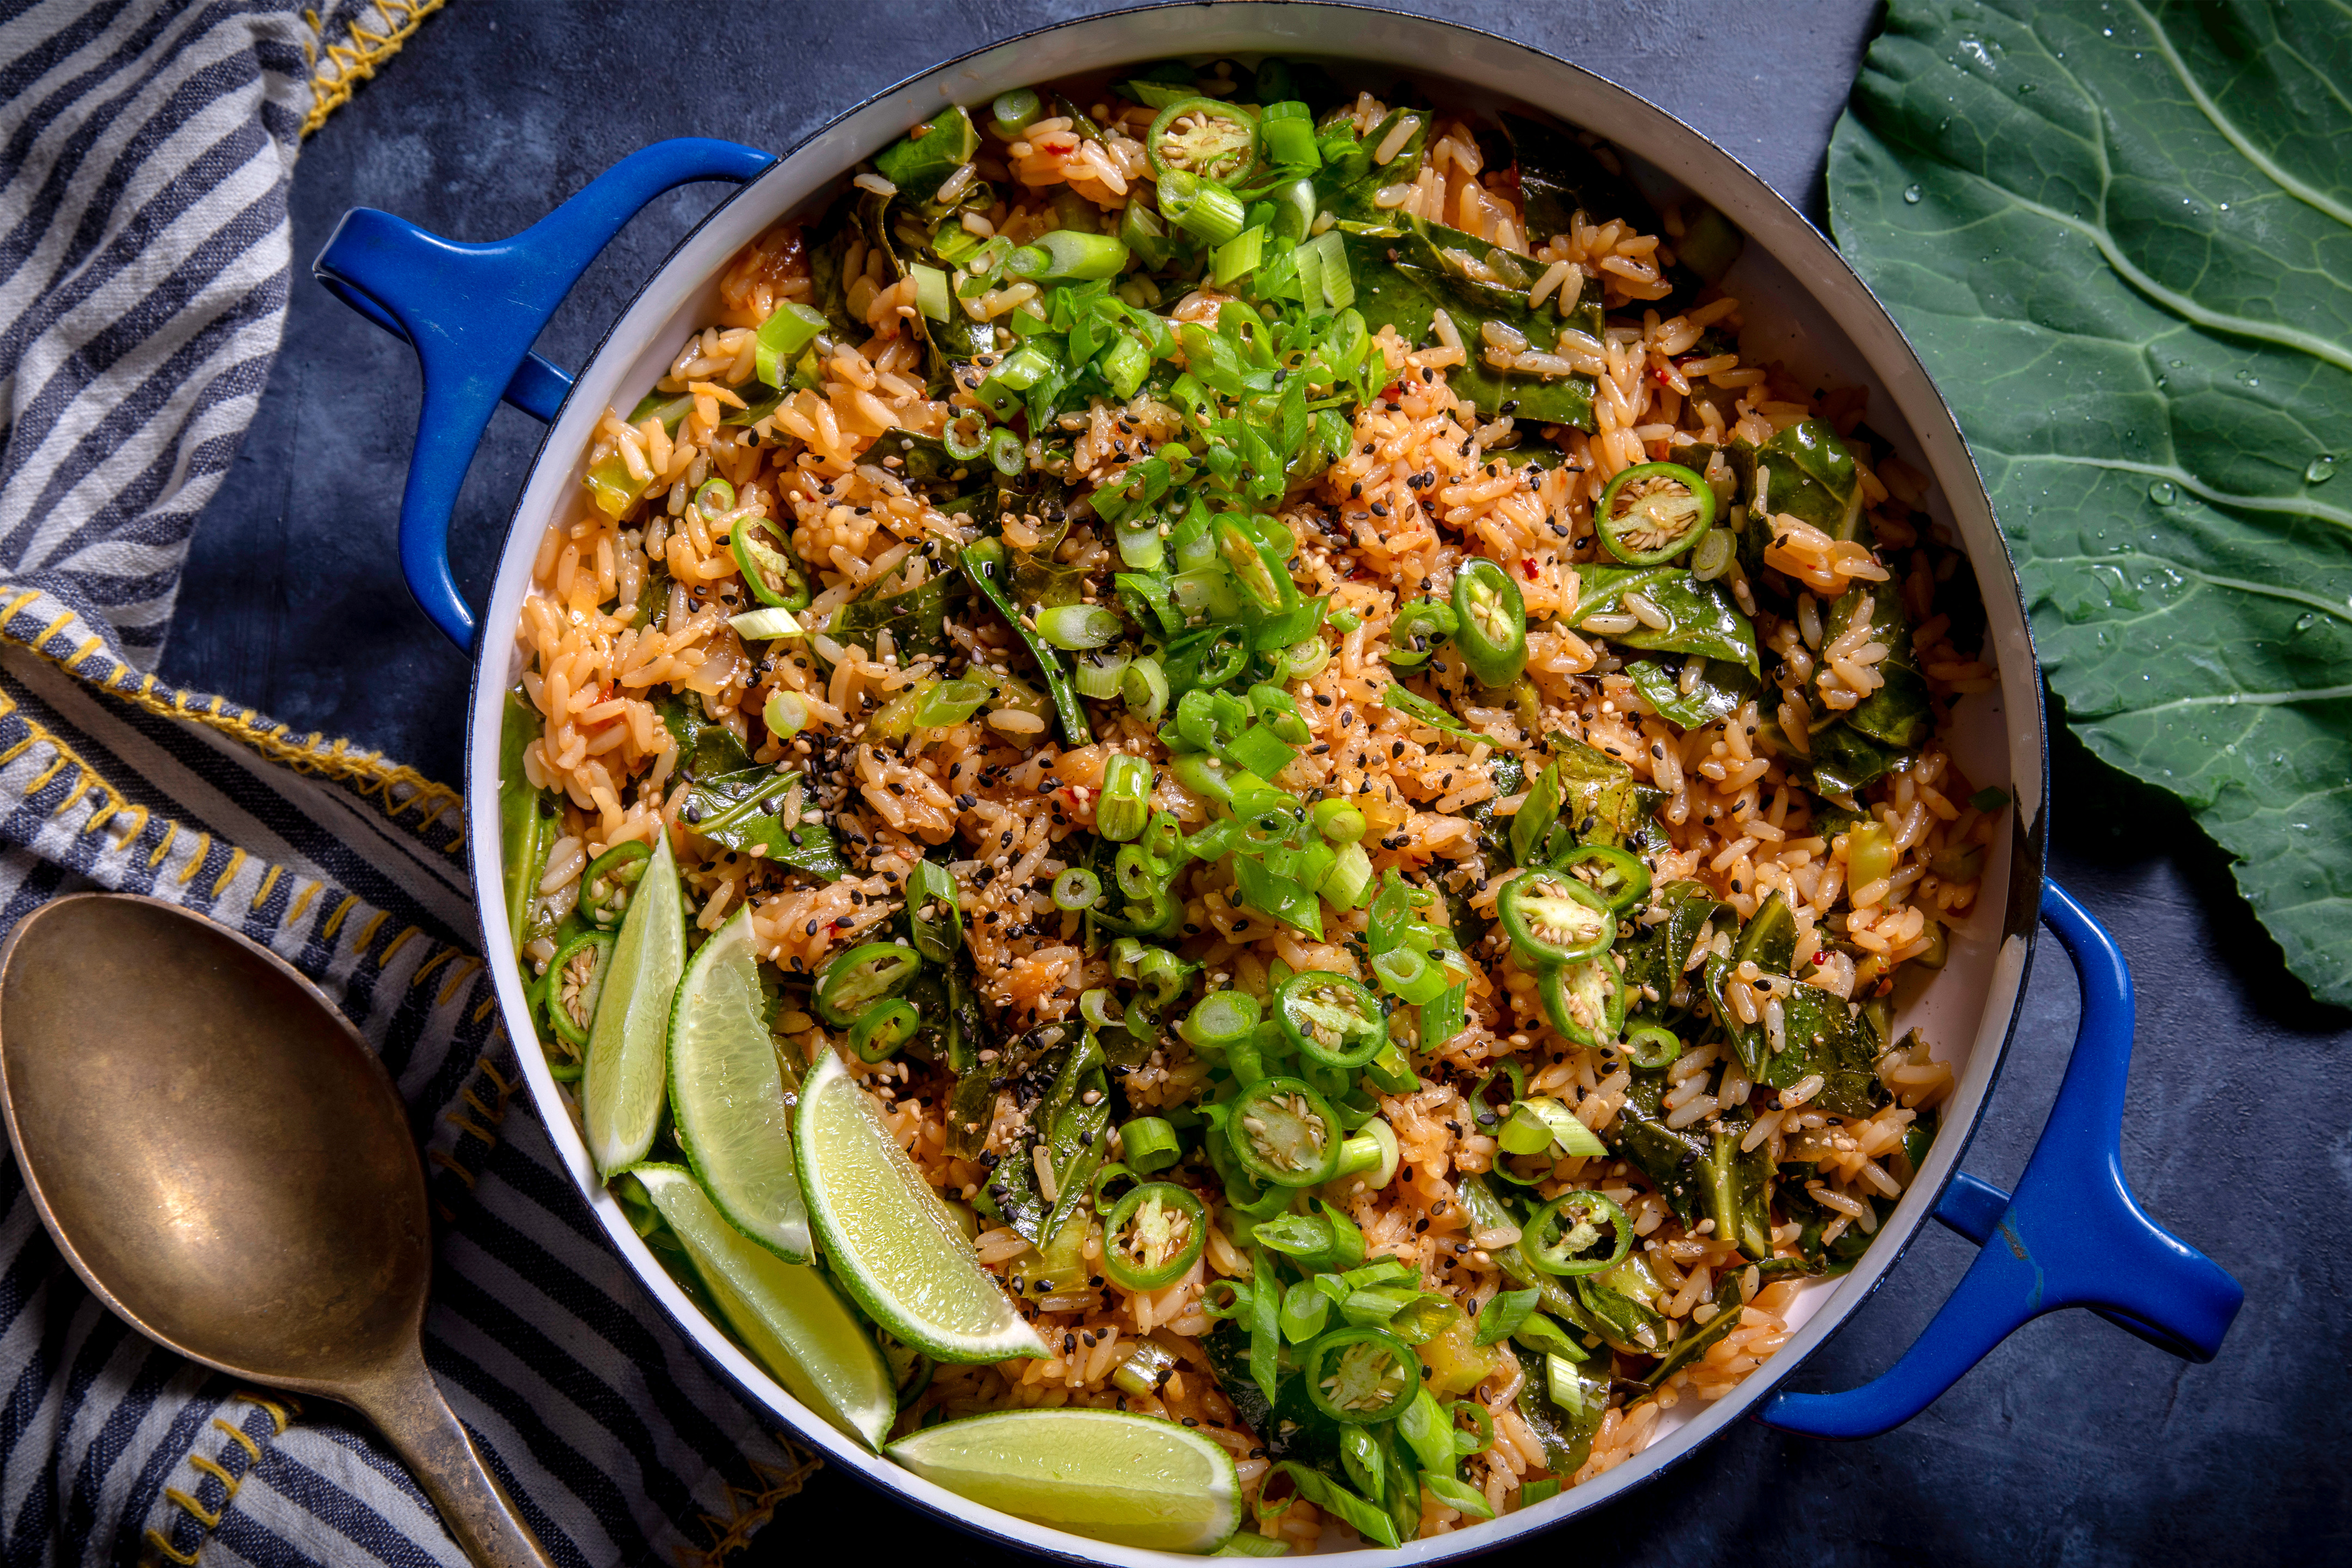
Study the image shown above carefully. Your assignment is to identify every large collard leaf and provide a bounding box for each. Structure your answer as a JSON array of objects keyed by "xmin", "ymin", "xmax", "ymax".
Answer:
[{"xmin": 1828, "ymin": 0, "xmax": 2352, "ymax": 1006}]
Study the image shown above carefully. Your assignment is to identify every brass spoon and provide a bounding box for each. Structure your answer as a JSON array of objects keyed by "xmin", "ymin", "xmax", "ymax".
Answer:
[{"xmin": 0, "ymin": 893, "xmax": 555, "ymax": 1568}]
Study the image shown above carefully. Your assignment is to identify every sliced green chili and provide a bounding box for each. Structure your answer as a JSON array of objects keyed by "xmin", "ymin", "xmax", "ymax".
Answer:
[
  {"xmin": 1520, "ymin": 1190, "xmax": 1634, "ymax": 1277},
  {"xmin": 850, "ymin": 997, "xmax": 920, "ymax": 1062},
  {"xmin": 1226, "ymin": 1076, "xmax": 1344, "ymax": 1187},
  {"xmin": 1598, "ymin": 461, "xmax": 1715, "ymax": 565},
  {"xmin": 1498, "ymin": 870, "xmax": 1616, "ymax": 967},
  {"xmin": 730, "ymin": 514, "xmax": 812, "ymax": 610},
  {"xmin": 693, "ymin": 477, "xmax": 736, "ymax": 520},
  {"xmin": 987, "ymin": 425, "xmax": 1026, "ymax": 477},
  {"xmin": 1556, "ymin": 843, "xmax": 1651, "ymax": 913},
  {"xmin": 1146, "ymin": 96, "xmax": 1259, "ymax": 183},
  {"xmin": 543, "ymin": 929, "xmax": 614, "ymax": 1058},
  {"xmin": 1451, "ymin": 558, "xmax": 1528, "ymax": 687},
  {"xmin": 1385, "ymin": 599, "xmax": 1457, "ymax": 670},
  {"xmin": 1301, "ymin": 1326, "xmax": 1418, "ymax": 1424},
  {"xmin": 814, "ymin": 942, "xmax": 923, "ymax": 1026},
  {"xmin": 1101, "ymin": 1182, "xmax": 1208, "ymax": 1291},
  {"xmin": 580, "ymin": 840, "xmax": 652, "ymax": 930},
  {"xmin": 1275, "ymin": 971, "xmax": 1388, "ymax": 1069},
  {"xmin": 1540, "ymin": 954, "xmax": 1626, "ymax": 1049}
]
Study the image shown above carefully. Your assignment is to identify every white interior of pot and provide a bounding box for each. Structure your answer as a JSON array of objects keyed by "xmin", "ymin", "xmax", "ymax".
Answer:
[{"xmin": 466, "ymin": 7, "xmax": 2043, "ymax": 1563}]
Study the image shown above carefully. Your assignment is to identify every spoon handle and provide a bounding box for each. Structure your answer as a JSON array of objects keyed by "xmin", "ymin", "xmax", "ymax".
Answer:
[{"xmin": 356, "ymin": 1355, "xmax": 559, "ymax": 1568}]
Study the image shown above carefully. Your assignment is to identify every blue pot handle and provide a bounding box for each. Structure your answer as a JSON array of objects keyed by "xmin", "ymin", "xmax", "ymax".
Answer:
[
  {"xmin": 1756, "ymin": 879, "xmax": 2242, "ymax": 1438},
  {"xmin": 311, "ymin": 138, "xmax": 776, "ymax": 651}
]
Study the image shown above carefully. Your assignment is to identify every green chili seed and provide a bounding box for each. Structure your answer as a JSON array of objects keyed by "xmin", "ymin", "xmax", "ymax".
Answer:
[
  {"xmin": 942, "ymin": 410, "xmax": 991, "ymax": 462},
  {"xmin": 579, "ymin": 840, "xmax": 653, "ymax": 929},
  {"xmin": 693, "ymin": 477, "xmax": 736, "ymax": 520}
]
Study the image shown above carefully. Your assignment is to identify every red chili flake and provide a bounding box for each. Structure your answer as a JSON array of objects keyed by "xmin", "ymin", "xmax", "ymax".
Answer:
[{"xmin": 1522, "ymin": 559, "xmax": 1540, "ymax": 580}]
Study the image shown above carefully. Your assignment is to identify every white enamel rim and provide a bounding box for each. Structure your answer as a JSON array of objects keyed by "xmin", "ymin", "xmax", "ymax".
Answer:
[{"xmin": 456, "ymin": 5, "xmax": 2049, "ymax": 1561}]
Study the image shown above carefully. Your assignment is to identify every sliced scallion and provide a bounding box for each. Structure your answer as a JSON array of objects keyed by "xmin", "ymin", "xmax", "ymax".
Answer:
[
  {"xmin": 908, "ymin": 262, "xmax": 951, "ymax": 322},
  {"xmin": 1051, "ymin": 867, "xmax": 1102, "ymax": 911},
  {"xmin": 1034, "ymin": 604, "xmax": 1124, "ymax": 650},
  {"xmin": 728, "ymin": 605, "xmax": 804, "ymax": 641}
]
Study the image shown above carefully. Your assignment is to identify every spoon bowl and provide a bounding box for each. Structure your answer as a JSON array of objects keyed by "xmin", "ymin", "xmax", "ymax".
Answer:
[{"xmin": 0, "ymin": 894, "xmax": 552, "ymax": 1568}]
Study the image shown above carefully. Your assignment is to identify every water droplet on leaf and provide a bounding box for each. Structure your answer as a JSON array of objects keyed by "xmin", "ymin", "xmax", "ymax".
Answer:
[
  {"xmin": 1903, "ymin": 185, "xmax": 1923, "ymax": 205},
  {"xmin": 2293, "ymin": 613, "xmax": 2318, "ymax": 634},
  {"xmin": 2147, "ymin": 481, "xmax": 2178, "ymax": 506},
  {"xmin": 2307, "ymin": 454, "xmax": 2337, "ymax": 485}
]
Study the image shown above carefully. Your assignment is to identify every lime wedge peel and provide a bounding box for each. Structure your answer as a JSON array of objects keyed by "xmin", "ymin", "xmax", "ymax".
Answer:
[
  {"xmin": 886, "ymin": 1407, "xmax": 1242, "ymax": 1553},
  {"xmin": 583, "ymin": 832, "xmax": 685, "ymax": 1175},
  {"xmin": 629, "ymin": 1163, "xmax": 895, "ymax": 1449},
  {"xmin": 795, "ymin": 1045, "xmax": 1048, "ymax": 1364},
  {"xmin": 668, "ymin": 905, "xmax": 810, "ymax": 1261}
]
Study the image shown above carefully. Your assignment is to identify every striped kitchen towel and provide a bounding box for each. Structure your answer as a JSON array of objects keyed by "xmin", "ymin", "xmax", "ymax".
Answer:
[{"xmin": 0, "ymin": 5, "xmax": 812, "ymax": 1565}]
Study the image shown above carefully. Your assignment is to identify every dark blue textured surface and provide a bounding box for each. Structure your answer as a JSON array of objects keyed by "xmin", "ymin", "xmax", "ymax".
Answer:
[{"xmin": 163, "ymin": 3, "xmax": 2348, "ymax": 1562}]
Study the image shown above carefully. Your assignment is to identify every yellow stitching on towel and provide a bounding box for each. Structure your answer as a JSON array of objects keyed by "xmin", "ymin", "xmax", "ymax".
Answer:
[
  {"xmin": 303, "ymin": 1, "xmax": 448, "ymax": 138},
  {"xmin": 438, "ymin": 954, "xmax": 482, "ymax": 1006},
  {"xmin": 473, "ymin": 994, "xmax": 498, "ymax": 1022},
  {"xmin": 22, "ymin": 754, "xmax": 66, "ymax": 794},
  {"xmin": 443, "ymin": 1108, "xmax": 496, "ymax": 1144},
  {"xmin": 427, "ymin": 1147, "xmax": 478, "ymax": 1187},
  {"xmin": 378, "ymin": 924, "xmax": 420, "ymax": 967},
  {"xmin": 413, "ymin": 948, "xmax": 454, "ymax": 990},
  {"xmin": 680, "ymin": 1449, "xmax": 826, "ymax": 1566},
  {"xmin": 66, "ymin": 636, "xmax": 101, "ymax": 670},
  {"xmin": 149, "ymin": 821, "xmax": 176, "ymax": 868},
  {"xmin": 143, "ymin": 1529, "xmax": 200, "ymax": 1565},
  {"xmin": 212, "ymin": 847, "xmax": 246, "ymax": 897},
  {"xmin": 187, "ymin": 1454, "xmax": 238, "ymax": 1493},
  {"xmin": 175, "ymin": 833, "xmax": 212, "ymax": 885},
  {"xmin": 212, "ymin": 1416, "xmax": 262, "ymax": 1464},
  {"xmin": 144, "ymin": 1387, "xmax": 304, "ymax": 1564},
  {"xmin": 254, "ymin": 865, "xmax": 283, "ymax": 911},
  {"xmin": 322, "ymin": 895, "xmax": 359, "ymax": 940},
  {"xmin": 235, "ymin": 1391, "xmax": 295, "ymax": 1433},
  {"xmin": 0, "ymin": 584, "xmax": 468, "ymax": 857},
  {"xmin": 354, "ymin": 909, "xmax": 390, "ymax": 953},
  {"xmin": 287, "ymin": 880, "xmax": 323, "ymax": 927},
  {"xmin": 109, "ymin": 803, "xmax": 148, "ymax": 847},
  {"xmin": 461, "ymin": 1085, "xmax": 505, "ymax": 1128}
]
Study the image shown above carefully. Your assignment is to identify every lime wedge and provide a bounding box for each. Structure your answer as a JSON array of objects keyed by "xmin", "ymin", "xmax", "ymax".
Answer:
[
  {"xmin": 667, "ymin": 905, "xmax": 809, "ymax": 1261},
  {"xmin": 630, "ymin": 1164, "xmax": 894, "ymax": 1448},
  {"xmin": 583, "ymin": 832, "xmax": 685, "ymax": 1174},
  {"xmin": 795, "ymin": 1045, "xmax": 1046, "ymax": 1363},
  {"xmin": 886, "ymin": 1408, "xmax": 1242, "ymax": 1552}
]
